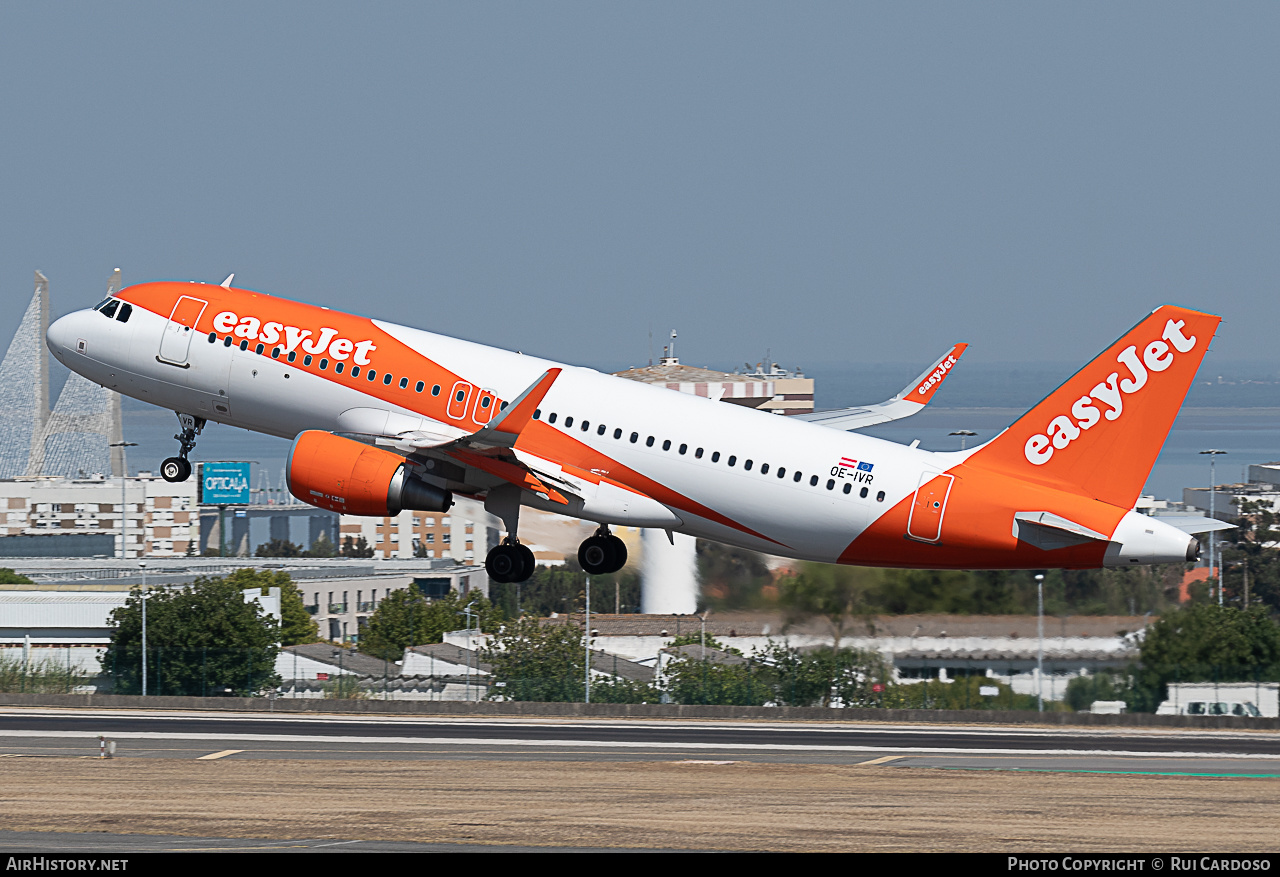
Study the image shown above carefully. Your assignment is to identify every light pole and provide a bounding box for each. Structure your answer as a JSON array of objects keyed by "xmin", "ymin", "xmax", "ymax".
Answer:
[
  {"xmin": 140, "ymin": 562, "xmax": 148, "ymax": 697},
  {"xmin": 1035, "ymin": 573, "xmax": 1044, "ymax": 713},
  {"xmin": 1200, "ymin": 450, "xmax": 1227, "ymax": 605},
  {"xmin": 584, "ymin": 575, "xmax": 591, "ymax": 704},
  {"xmin": 950, "ymin": 430, "xmax": 977, "ymax": 451},
  {"xmin": 109, "ymin": 442, "xmax": 137, "ymax": 559}
]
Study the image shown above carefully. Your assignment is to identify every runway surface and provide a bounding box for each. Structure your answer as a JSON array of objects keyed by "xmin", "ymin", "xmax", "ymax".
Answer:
[{"xmin": 1, "ymin": 706, "xmax": 1278, "ymax": 776}]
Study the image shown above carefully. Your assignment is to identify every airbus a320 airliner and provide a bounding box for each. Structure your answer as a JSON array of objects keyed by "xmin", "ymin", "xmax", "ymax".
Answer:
[{"xmin": 46, "ymin": 277, "xmax": 1222, "ymax": 583}]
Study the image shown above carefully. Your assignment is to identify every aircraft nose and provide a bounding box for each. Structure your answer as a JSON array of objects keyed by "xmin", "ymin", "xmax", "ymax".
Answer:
[{"xmin": 46, "ymin": 311, "xmax": 88, "ymax": 362}]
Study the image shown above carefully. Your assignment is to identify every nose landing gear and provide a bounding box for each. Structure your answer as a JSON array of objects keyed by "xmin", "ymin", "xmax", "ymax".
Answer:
[
  {"xmin": 578, "ymin": 527, "xmax": 628, "ymax": 575},
  {"xmin": 161, "ymin": 413, "xmax": 205, "ymax": 483}
]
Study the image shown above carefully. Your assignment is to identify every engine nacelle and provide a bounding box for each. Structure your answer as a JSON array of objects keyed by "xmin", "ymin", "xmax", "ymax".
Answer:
[{"xmin": 286, "ymin": 430, "xmax": 452, "ymax": 516}]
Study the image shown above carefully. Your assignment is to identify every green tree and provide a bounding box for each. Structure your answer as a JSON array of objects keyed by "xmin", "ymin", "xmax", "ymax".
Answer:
[
  {"xmin": 358, "ymin": 588, "xmax": 501, "ymax": 659},
  {"xmin": 488, "ymin": 559, "xmax": 639, "ymax": 617},
  {"xmin": 483, "ymin": 615, "xmax": 587, "ymax": 702},
  {"xmin": 662, "ymin": 653, "xmax": 771, "ymax": 706},
  {"xmin": 1129, "ymin": 603, "xmax": 1280, "ymax": 711},
  {"xmin": 341, "ymin": 536, "xmax": 374, "ymax": 558},
  {"xmin": 102, "ymin": 577, "xmax": 280, "ymax": 696},
  {"xmin": 697, "ymin": 541, "xmax": 773, "ymax": 610},
  {"xmin": 778, "ymin": 564, "xmax": 882, "ymax": 645},
  {"xmin": 755, "ymin": 642, "xmax": 892, "ymax": 708},
  {"xmin": 220, "ymin": 568, "xmax": 318, "ymax": 646},
  {"xmin": 1219, "ymin": 500, "xmax": 1280, "ymax": 612},
  {"xmin": 0, "ymin": 568, "xmax": 33, "ymax": 585},
  {"xmin": 255, "ymin": 538, "xmax": 302, "ymax": 558},
  {"xmin": 305, "ymin": 532, "xmax": 337, "ymax": 558}
]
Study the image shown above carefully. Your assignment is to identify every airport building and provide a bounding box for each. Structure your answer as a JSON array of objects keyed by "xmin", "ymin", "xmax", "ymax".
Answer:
[
  {"xmin": 613, "ymin": 338, "xmax": 814, "ymax": 416},
  {"xmin": 0, "ymin": 474, "xmax": 198, "ymax": 558}
]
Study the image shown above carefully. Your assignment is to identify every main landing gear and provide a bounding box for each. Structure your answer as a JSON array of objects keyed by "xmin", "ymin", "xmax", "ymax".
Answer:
[
  {"xmin": 486, "ymin": 538, "xmax": 536, "ymax": 584},
  {"xmin": 161, "ymin": 413, "xmax": 204, "ymax": 483},
  {"xmin": 578, "ymin": 526, "xmax": 627, "ymax": 575}
]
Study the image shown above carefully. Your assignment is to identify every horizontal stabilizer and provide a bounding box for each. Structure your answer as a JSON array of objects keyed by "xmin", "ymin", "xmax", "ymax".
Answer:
[
  {"xmin": 1154, "ymin": 516, "xmax": 1235, "ymax": 535},
  {"xmin": 797, "ymin": 343, "xmax": 967, "ymax": 431},
  {"xmin": 1013, "ymin": 511, "xmax": 1109, "ymax": 551}
]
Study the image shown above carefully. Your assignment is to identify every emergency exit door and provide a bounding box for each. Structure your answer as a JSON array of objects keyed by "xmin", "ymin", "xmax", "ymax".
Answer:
[{"xmin": 907, "ymin": 472, "xmax": 954, "ymax": 543}]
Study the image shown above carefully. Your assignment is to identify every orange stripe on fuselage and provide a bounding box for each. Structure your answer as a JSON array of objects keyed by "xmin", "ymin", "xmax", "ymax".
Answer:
[
  {"xmin": 120, "ymin": 281, "xmax": 784, "ymax": 545},
  {"xmin": 839, "ymin": 461, "xmax": 1122, "ymax": 570}
]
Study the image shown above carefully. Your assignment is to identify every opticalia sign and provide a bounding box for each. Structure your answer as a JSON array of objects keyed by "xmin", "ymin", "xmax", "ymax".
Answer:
[{"xmin": 198, "ymin": 461, "xmax": 251, "ymax": 505}]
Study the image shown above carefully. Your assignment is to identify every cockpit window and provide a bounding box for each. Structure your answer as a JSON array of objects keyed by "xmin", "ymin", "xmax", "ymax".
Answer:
[
  {"xmin": 98, "ymin": 299, "xmax": 119, "ymax": 320},
  {"xmin": 92, "ymin": 298, "xmax": 112, "ymax": 312},
  {"xmin": 115, "ymin": 303, "xmax": 132, "ymax": 323}
]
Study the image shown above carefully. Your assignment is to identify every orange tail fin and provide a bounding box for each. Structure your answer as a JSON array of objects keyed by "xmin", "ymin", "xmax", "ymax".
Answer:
[{"xmin": 967, "ymin": 305, "xmax": 1221, "ymax": 509}]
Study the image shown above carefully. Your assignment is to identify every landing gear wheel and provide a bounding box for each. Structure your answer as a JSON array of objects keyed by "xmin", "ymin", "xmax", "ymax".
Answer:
[
  {"xmin": 579, "ymin": 533, "xmax": 627, "ymax": 575},
  {"xmin": 514, "ymin": 543, "xmax": 535, "ymax": 582},
  {"xmin": 486, "ymin": 542, "xmax": 536, "ymax": 584},
  {"xmin": 161, "ymin": 456, "xmax": 191, "ymax": 483}
]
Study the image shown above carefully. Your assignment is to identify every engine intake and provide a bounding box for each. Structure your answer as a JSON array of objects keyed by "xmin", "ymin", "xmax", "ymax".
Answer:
[{"xmin": 286, "ymin": 430, "xmax": 452, "ymax": 516}]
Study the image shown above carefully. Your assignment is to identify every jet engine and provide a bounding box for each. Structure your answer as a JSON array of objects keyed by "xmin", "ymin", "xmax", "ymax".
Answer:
[{"xmin": 286, "ymin": 430, "xmax": 452, "ymax": 516}]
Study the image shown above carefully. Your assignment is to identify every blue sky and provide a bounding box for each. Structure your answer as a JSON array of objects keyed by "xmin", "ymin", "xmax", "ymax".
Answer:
[{"xmin": 2, "ymin": 3, "xmax": 1278, "ymax": 371}]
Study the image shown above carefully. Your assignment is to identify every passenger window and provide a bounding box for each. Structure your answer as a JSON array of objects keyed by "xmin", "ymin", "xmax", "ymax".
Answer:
[
  {"xmin": 679, "ymin": 444, "xmax": 687, "ymax": 455},
  {"xmin": 239, "ymin": 340, "xmax": 248, "ymax": 350},
  {"xmin": 272, "ymin": 348, "xmax": 281, "ymax": 359},
  {"xmin": 565, "ymin": 416, "xmax": 574, "ymax": 428},
  {"xmin": 860, "ymin": 486, "xmax": 868, "ymax": 498},
  {"xmin": 581, "ymin": 421, "xmax": 590, "ymax": 432},
  {"xmin": 646, "ymin": 436, "xmax": 655, "ymax": 447},
  {"xmin": 351, "ymin": 366, "xmax": 360, "ymax": 377},
  {"xmin": 630, "ymin": 432, "xmax": 638, "ymax": 443},
  {"xmin": 534, "ymin": 409, "xmax": 541, "ymax": 420},
  {"xmin": 744, "ymin": 460, "xmax": 753, "ymax": 471},
  {"xmin": 256, "ymin": 343, "xmax": 265, "ymax": 355},
  {"xmin": 794, "ymin": 471, "xmax": 802, "ymax": 482},
  {"xmin": 302, "ymin": 354, "xmax": 312, "ymax": 365},
  {"xmin": 500, "ymin": 401, "xmax": 508, "ymax": 410},
  {"xmin": 711, "ymin": 452, "xmax": 720, "ymax": 462},
  {"xmin": 760, "ymin": 463, "xmax": 768, "ymax": 474},
  {"xmin": 400, "ymin": 377, "xmax": 409, "ymax": 389},
  {"xmin": 432, "ymin": 385, "xmax": 441, "ymax": 396},
  {"xmin": 614, "ymin": 428, "xmax": 622, "ymax": 439},
  {"xmin": 777, "ymin": 467, "xmax": 786, "ymax": 478},
  {"xmin": 810, "ymin": 475, "xmax": 818, "ymax": 486},
  {"xmin": 598, "ymin": 424, "xmax": 606, "ymax": 436},
  {"xmin": 416, "ymin": 381, "xmax": 425, "ymax": 392},
  {"xmin": 116, "ymin": 303, "xmax": 132, "ymax": 322},
  {"xmin": 334, "ymin": 361, "xmax": 343, "ymax": 373},
  {"xmin": 662, "ymin": 440, "xmax": 671, "ymax": 451},
  {"xmin": 224, "ymin": 336, "xmax": 233, "ymax": 347},
  {"xmin": 370, "ymin": 371, "xmax": 379, "ymax": 382},
  {"xmin": 826, "ymin": 479, "xmax": 835, "ymax": 490},
  {"xmin": 695, "ymin": 448, "xmax": 703, "ymax": 458},
  {"xmin": 843, "ymin": 483, "xmax": 851, "ymax": 494},
  {"xmin": 384, "ymin": 373, "xmax": 393, "ymax": 385},
  {"xmin": 319, "ymin": 358, "xmax": 329, "ymax": 370},
  {"xmin": 549, "ymin": 413, "xmax": 557, "ymax": 424},
  {"xmin": 208, "ymin": 332, "xmax": 217, "ymax": 343},
  {"xmin": 728, "ymin": 456, "xmax": 737, "ymax": 467},
  {"xmin": 876, "ymin": 491, "xmax": 885, "ymax": 502},
  {"xmin": 287, "ymin": 350, "xmax": 296, "ymax": 361}
]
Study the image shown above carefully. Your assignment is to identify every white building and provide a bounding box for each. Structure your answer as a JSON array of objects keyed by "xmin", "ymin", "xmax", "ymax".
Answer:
[{"xmin": 0, "ymin": 474, "xmax": 198, "ymax": 558}]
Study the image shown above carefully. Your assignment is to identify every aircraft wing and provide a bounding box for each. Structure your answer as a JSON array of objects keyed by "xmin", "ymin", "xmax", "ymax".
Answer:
[
  {"xmin": 795, "ymin": 343, "xmax": 967, "ymax": 431},
  {"xmin": 371, "ymin": 368, "xmax": 580, "ymax": 505}
]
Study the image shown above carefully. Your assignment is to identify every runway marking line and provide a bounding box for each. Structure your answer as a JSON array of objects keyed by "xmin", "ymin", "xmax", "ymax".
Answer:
[
  {"xmin": 933, "ymin": 766, "xmax": 1280, "ymax": 779},
  {"xmin": 196, "ymin": 750, "xmax": 245, "ymax": 760},
  {"xmin": 675, "ymin": 760, "xmax": 739, "ymax": 765},
  {"xmin": 857, "ymin": 755, "xmax": 905, "ymax": 766}
]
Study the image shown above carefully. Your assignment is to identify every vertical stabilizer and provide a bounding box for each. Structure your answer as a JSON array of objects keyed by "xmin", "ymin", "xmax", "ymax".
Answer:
[{"xmin": 967, "ymin": 305, "xmax": 1220, "ymax": 509}]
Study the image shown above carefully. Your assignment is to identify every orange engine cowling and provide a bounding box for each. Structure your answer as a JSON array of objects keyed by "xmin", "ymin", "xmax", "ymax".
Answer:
[{"xmin": 286, "ymin": 430, "xmax": 453, "ymax": 516}]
